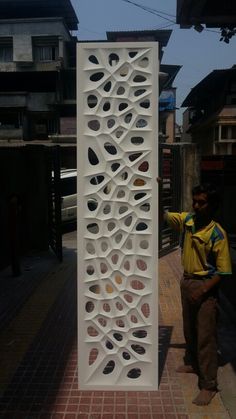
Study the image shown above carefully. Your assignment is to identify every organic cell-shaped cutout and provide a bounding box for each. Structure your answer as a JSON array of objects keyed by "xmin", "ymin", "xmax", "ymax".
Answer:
[
  {"xmin": 85, "ymin": 301, "xmax": 94, "ymax": 313},
  {"xmin": 116, "ymin": 301, "xmax": 123, "ymax": 311},
  {"xmin": 103, "ymin": 102, "xmax": 111, "ymax": 112},
  {"xmin": 126, "ymin": 239, "xmax": 133, "ymax": 249},
  {"xmin": 116, "ymin": 130, "xmax": 123, "ymax": 138},
  {"xmin": 108, "ymin": 221, "xmax": 116, "ymax": 231},
  {"xmin": 136, "ymin": 222, "xmax": 148, "ymax": 231},
  {"xmin": 103, "ymin": 303, "xmax": 111, "ymax": 312},
  {"xmin": 103, "ymin": 204, "xmax": 111, "ymax": 214},
  {"xmin": 138, "ymin": 161, "xmax": 149, "ymax": 172},
  {"xmin": 88, "ymin": 147, "xmax": 99, "ymax": 165},
  {"xmin": 90, "ymin": 175, "xmax": 104, "ymax": 185},
  {"xmin": 131, "ymin": 280, "xmax": 145, "ymax": 290},
  {"xmin": 136, "ymin": 259, "xmax": 147, "ymax": 271},
  {"xmin": 100, "ymin": 262, "xmax": 108, "ymax": 273},
  {"xmin": 134, "ymin": 192, "xmax": 146, "ymax": 200},
  {"xmin": 124, "ymin": 113, "xmax": 132, "ymax": 124},
  {"xmin": 140, "ymin": 203, "xmax": 150, "ymax": 212},
  {"xmin": 129, "ymin": 51, "xmax": 138, "ymax": 58},
  {"xmin": 86, "ymin": 265, "xmax": 94, "ymax": 275},
  {"xmin": 141, "ymin": 303, "xmax": 150, "ymax": 318},
  {"xmin": 103, "ymin": 360, "xmax": 115, "ymax": 374},
  {"xmin": 133, "ymin": 178, "xmax": 146, "ymax": 186},
  {"xmin": 124, "ymin": 294, "xmax": 133, "ymax": 303},
  {"xmin": 130, "ymin": 315, "xmax": 138, "ymax": 323},
  {"xmin": 87, "ymin": 326, "xmax": 99, "ymax": 337},
  {"xmin": 90, "ymin": 72, "xmax": 104, "ymax": 82},
  {"xmin": 87, "ymin": 223, "xmax": 99, "ymax": 234},
  {"xmin": 123, "ymin": 352, "xmax": 131, "ymax": 360},
  {"xmin": 101, "ymin": 241, "xmax": 108, "ymax": 252},
  {"xmin": 127, "ymin": 368, "xmax": 141, "ymax": 379},
  {"xmin": 120, "ymin": 65, "xmax": 129, "ymax": 77},
  {"xmin": 86, "ymin": 242, "xmax": 95, "ymax": 254},
  {"xmin": 87, "ymin": 94, "xmax": 98, "ymax": 108},
  {"xmin": 139, "ymin": 57, "xmax": 149, "ymax": 68},
  {"xmin": 133, "ymin": 75, "xmax": 146, "ymax": 83},
  {"xmin": 111, "ymin": 162, "xmax": 120, "ymax": 172},
  {"xmin": 103, "ymin": 184, "xmax": 111, "ymax": 195},
  {"xmin": 107, "ymin": 119, "xmax": 115, "ymax": 129},
  {"xmin": 106, "ymin": 340, "xmax": 113, "ymax": 350},
  {"xmin": 131, "ymin": 344, "xmax": 146, "ymax": 355},
  {"xmin": 136, "ymin": 119, "xmax": 147, "ymax": 128},
  {"xmin": 140, "ymin": 99, "xmax": 150, "ymax": 109},
  {"xmin": 117, "ymin": 190, "xmax": 125, "ymax": 198},
  {"xmin": 89, "ymin": 348, "xmax": 98, "ymax": 365},
  {"xmin": 104, "ymin": 142, "xmax": 117, "ymax": 155},
  {"xmin": 124, "ymin": 216, "xmax": 132, "ymax": 227},
  {"xmin": 140, "ymin": 240, "xmax": 149, "ymax": 249},
  {"xmin": 104, "ymin": 81, "xmax": 112, "ymax": 92},
  {"xmin": 113, "ymin": 333, "xmax": 123, "ymax": 341},
  {"xmin": 89, "ymin": 284, "xmax": 100, "ymax": 294},
  {"xmin": 119, "ymin": 103, "xmax": 128, "ymax": 111},
  {"xmin": 109, "ymin": 52, "xmax": 119, "ymax": 66},
  {"xmin": 106, "ymin": 284, "xmax": 114, "ymax": 294},
  {"xmin": 98, "ymin": 317, "xmax": 107, "ymax": 327},
  {"xmin": 129, "ymin": 152, "xmax": 142, "ymax": 162},
  {"xmin": 87, "ymin": 198, "xmax": 98, "ymax": 211},
  {"xmin": 131, "ymin": 136, "xmax": 144, "ymax": 145},
  {"xmin": 117, "ymin": 86, "xmax": 125, "ymax": 95},
  {"xmin": 120, "ymin": 172, "xmax": 128, "ymax": 181},
  {"xmin": 89, "ymin": 55, "xmax": 99, "ymax": 64},
  {"xmin": 119, "ymin": 205, "xmax": 128, "ymax": 214},
  {"xmin": 115, "ymin": 275, "xmax": 123, "ymax": 285},
  {"xmin": 124, "ymin": 261, "xmax": 130, "ymax": 271},
  {"xmin": 132, "ymin": 330, "xmax": 147, "ymax": 338},
  {"xmin": 115, "ymin": 233, "xmax": 123, "ymax": 243},
  {"xmin": 116, "ymin": 319, "xmax": 125, "ymax": 328},
  {"xmin": 134, "ymin": 89, "xmax": 146, "ymax": 97},
  {"xmin": 111, "ymin": 254, "xmax": 119, "ymax": 264}
]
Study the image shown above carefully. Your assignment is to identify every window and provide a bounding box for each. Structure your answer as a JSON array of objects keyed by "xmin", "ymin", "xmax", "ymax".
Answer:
[
  {"xmin": 226, "ymin": 94, "xmax": 236, "ymax": 105},
  {"xmin": 0, "ymin": 111, "xmax": 21, "ymax": 129},
  {"xmin": 221, "ymin": 126, "xmax": 229, "ymax": 139},
  {"xmin": 33, "ymin": 37, "xmax": 59, "ymax": 62},
  {"xmin": 0, "ymin": 38, "xmax": 13, "ymax": 62},
  {"xmin": 220, "ymin": 125, "xmax": 236, "ymax": 140},
  {"xmin": 34, "ymin": 45, "xmax": 58, "ymax": 61}
]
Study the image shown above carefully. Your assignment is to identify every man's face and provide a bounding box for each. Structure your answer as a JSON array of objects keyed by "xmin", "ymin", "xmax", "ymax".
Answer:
[{"xmin": 192, "ymin": 192, "xmax": 210, "ymax": 220}]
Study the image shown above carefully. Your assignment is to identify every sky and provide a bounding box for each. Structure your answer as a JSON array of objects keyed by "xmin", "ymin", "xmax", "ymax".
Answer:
[{"xmin": 70, "ymin": 0, "xmax": 236, "ymax": 124}]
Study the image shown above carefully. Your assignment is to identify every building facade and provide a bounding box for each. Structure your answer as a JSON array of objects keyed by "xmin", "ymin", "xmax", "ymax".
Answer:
[
  {"xmin": 182, "ymin": 66, "xmax": 236, "ymax": 155},
  {"xmin": 0, "ymin": 0, "xmax": 78, "ymax": 142}
]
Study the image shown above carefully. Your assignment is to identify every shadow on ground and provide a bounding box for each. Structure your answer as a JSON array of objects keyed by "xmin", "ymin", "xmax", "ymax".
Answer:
[{"xmin": 159, "ymin": 325, "xmax": 173, "ymax": 384}]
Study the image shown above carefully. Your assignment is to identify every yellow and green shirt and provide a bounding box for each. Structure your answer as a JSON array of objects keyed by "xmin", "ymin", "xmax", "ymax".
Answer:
[{"xmin": 166, "ymin": 212, "xmax": 232, "ymax": 277}]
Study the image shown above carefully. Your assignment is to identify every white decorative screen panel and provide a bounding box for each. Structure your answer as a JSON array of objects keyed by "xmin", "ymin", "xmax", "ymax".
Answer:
[{"xmin": 77, "ymin": 42, "xmax": 159, "ymax": 390}]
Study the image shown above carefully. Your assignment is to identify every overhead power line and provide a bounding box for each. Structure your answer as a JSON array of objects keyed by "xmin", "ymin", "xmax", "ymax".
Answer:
[{"xmin": 120, "ymin": 0, "xmax": 176, "ymax": 24}]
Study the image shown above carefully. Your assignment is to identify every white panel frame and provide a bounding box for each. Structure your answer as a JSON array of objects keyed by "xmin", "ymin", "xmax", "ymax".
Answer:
[{"xmin": 77, "ymin": 42, "xmax": 159, "ymax": 390}]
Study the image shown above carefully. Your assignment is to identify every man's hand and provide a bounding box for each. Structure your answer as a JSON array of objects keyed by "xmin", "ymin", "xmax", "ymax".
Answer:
[{"xmin": 188, "ymin": 283, "xmax": 207, "ymax": 303}]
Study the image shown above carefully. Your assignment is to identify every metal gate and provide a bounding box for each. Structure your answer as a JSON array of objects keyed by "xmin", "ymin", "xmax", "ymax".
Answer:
[
  {"xmin": 159, "ymin": 144, "xmax": 181, "ymax": 256},
  {"xmin": 47, "ymin": 145, "xmax": 63, "ymax": 262}
]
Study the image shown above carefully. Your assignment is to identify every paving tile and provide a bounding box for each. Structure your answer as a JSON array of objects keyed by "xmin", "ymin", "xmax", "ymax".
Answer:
[{"xmin": 0, "ymin": 236, "xmax": 233, "ymax": 418}]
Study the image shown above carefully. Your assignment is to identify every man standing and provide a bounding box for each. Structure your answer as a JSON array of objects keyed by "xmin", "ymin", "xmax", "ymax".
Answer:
[{"xmin": 164, "ymin": 183, "xmax": 232, "ymax": 405}]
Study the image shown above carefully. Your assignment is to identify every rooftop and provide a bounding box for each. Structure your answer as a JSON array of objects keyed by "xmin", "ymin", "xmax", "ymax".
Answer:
[{"xmin": 0, "ymin": 0, "xmax": 78, "ymax": 31}]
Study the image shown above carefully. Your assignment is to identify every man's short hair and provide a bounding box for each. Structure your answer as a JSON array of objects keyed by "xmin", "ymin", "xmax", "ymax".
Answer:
[{"xmin": 192, "ymin": 183, "xmax": 220, "ymax": 213}]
